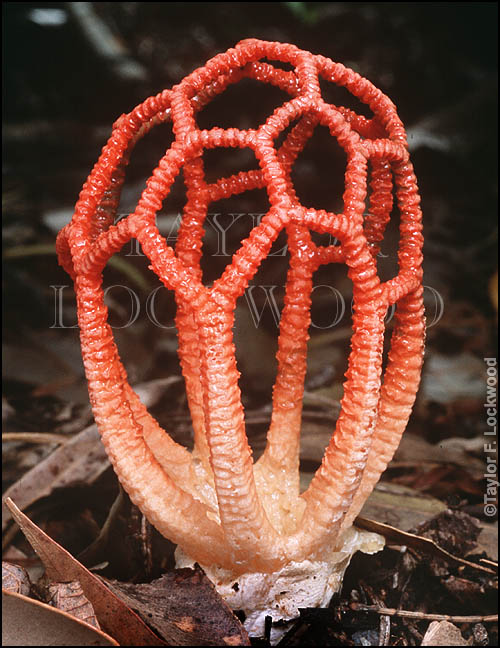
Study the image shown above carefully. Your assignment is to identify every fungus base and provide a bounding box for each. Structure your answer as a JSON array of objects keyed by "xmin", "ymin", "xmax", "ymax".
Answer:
[{"xmin": 176, "ymin": 527, "xmax": 385, "ymax": 641}]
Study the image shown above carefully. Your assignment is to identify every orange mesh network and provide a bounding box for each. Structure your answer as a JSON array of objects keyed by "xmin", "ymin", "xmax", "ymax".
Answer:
[{"xmin": 56, "ymin": 39, "xmax": 425, "ymax": 573}]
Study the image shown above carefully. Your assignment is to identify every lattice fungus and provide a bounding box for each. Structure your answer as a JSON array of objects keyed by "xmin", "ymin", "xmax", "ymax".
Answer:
[{"xmin": 57, "ymin": 39, "xmax": 425, "ymax": 639}]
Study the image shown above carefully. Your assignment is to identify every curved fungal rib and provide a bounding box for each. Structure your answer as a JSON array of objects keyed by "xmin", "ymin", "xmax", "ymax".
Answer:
[
  {"xmin": 342, "ymin": 288, "xmax": 425, "ymax": 529},
  {"xmin": 75, "ymin": 274, "xmax": 226, "ymax": 566}
]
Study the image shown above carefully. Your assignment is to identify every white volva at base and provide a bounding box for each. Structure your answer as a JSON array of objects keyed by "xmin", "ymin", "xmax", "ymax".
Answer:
[{"xmin": 175, "ymin": 526, "xmax": 385, "ymax": 643}]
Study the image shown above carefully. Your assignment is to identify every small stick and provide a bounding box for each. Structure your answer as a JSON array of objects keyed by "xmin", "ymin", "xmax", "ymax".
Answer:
[
  {"xmin": 350, "ymin": 603, "xmax": 498, "ymax": 624},
  {"xmin": 77, "ymin": 486, "xmax": 126, "ymax": 565},
  {"xmin": 2, "ymin": 432, "xmax": 68, "ymax": 444}
]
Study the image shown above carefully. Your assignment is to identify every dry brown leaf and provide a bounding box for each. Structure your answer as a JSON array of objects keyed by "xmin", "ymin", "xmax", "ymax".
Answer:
[
  {"xmin": 359, "ymin": 481, "xmax": 448, "ymax": 531},
  {"xmin": 2, "ymin": 562, "xmax": 31, "ymax": 596},
  {"xmin": 107, "ymin": 566, "xmax": 251, "ymax": 646},
  {"xmin": 421, "ymin": 620, "xmax": 473, "ymax": 646},
  {"xmin": 47, "ymin": 580, "xmax": 100, "ymax": 629},
  {"xmin": 2, "ymin": 589, "xmax": 118, "ymax": 646},
  {"xmin": 4, "ymin": 498, "xmax": 167, "ymax": 646},
  {"xmin": 1, "ymin": 424, "xmax": 108, "ymax": 531},
  {"xmin": 393, "ymin": 433, "xmax": 485, "ymax": 478}
]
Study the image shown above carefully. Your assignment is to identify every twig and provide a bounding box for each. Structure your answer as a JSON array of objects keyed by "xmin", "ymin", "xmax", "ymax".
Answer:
[
  {"xmin": 359, "ymin": 580, "xmax": 391, "ymax": 646},
  {"xmin": 2, "ymin": 432, "xmax": 68, "ymax": 445},
  {"xmin": 350, "ymin": 603, "xmax": 498, "ymax": 624},
  {"xmin": 77, "ymin": 486, "xmax": 126, "ymax": 566},
  {"xmin": 480, "ymin": 558, "xmax": 498, "ymax": 570},
  {"xmin": 379, "ymin": 614, "xmax": 391, "ymax": 646}
]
